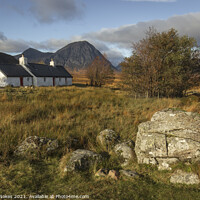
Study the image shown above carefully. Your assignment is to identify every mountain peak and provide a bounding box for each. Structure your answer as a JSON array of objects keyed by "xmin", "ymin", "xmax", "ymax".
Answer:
[
  {"xmin": 53, "ymin": 41, "xmax": 113, "ymax": 70},
  {"xmin": 14, "ymin": 41, "xmax": 114, "ymax": 70}
]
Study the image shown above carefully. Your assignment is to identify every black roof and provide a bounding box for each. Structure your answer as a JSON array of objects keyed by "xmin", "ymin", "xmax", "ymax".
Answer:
[
  {"xmin": 0, "ymin": 64, "xmax": 32, "ymax": 77},
  {"xmin": 27, "ymin": 63, "xmax": 73, "ymax": 78}
]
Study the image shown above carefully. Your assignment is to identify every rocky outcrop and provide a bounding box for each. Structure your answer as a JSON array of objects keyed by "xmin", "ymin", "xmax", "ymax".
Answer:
[
  {"xmin": 114, "ymin": 141, "xmax": 134, "ymax": 166},
  {"xmin": 135, "ymin": 109, "xmax": 200, "ymax": 170},
  {"xmin": 64, "ymin": 149, "xmax": 102, "ymax": 172},
  {"xmin": 14, "ymin": 136, "xmax": 58, "ymax": 157},
  {"xmin": 170, "ymin": 170, "xmax": 200, "ymax": 185},
  {"xmin": 97, "ymin": 129, "xmax": 120, "ymax": 151}
]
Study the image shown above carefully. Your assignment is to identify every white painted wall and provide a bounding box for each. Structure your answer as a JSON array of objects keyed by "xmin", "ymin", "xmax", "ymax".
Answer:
[
  {"xmin": 55, "ymin": 77, "xmax": 66, "ymax": 86},
  {"xmin": 36, "ymin": 77, "xmax": 53, "ymax": 86},
  {"xmin": 67, "ymin": 78, "xmax": 72, "ymax": 86},
  {"xmin": 0, "ymin": 71, "xmax": 8, "ymax": 87},
  {"xmin": 7, "ymin": 77, "xmax": 20, "ymax": 87},
  {"xmin": 0, "ymin": 72, "xmax": 20, "ymax": 86},
  {"xmin": 23, "ymin": 77, "xmax": 33, "ymax": 86}
]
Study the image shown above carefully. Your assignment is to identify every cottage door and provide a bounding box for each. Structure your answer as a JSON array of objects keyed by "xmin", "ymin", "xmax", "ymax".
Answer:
[
  {"xmin": 20, "ymin": 77, "xmax": 23, "ymax": 86},
  {"xmin": 53, "ymin": 77, "xmax": 55, "ymax": 86}
]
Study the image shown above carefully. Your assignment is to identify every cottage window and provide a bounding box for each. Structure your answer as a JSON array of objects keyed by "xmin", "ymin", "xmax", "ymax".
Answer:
[
  {"xmin": 27, "ymin": 77, "xmax": 29, "ymax": 81},
  {"xmin": 59, "ymin": 78, "xmax": 61, "ymax": 81},
  {"xmin": 65, "ymin": 78, "xmax": 67, "ymax": 83},
  {"xmin": 44, "ymin": 77, "xmax": 46, "ymax": 82}
]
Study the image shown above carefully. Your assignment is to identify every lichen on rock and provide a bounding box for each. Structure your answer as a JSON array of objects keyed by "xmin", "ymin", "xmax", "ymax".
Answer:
[{"xmin": 135, "ymin": 109, "xmax": 200, "ymax": 170}]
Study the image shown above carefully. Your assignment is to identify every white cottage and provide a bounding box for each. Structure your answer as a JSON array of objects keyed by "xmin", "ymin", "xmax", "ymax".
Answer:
[
  {"xmin": 0, "ymin": 55, "xmax": 73, "ymax": 87},
  {"xmin": 0, "ymin": 64, "xmax": 33, "ymax": 87}
]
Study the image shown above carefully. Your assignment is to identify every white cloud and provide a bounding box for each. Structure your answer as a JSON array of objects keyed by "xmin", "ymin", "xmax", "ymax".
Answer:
[
  {"xmin": 84, "ymin": 12, "xmax": 200, "ymax": 49},
  {"xmin": 1, "ymin": 12, "xmax": 200, "ymax": 65}
]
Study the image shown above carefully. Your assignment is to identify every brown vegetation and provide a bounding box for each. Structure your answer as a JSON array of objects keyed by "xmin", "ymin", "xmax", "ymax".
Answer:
[{"xmin": 121, "ymin": 28, "xmax": 200, "ymax": 98}]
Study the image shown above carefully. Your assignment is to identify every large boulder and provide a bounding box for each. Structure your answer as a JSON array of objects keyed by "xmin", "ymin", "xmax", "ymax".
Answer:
[
  {"xmin": 97, "ymin": 129, "xmax": 120, "ymax": 151},
  {"xmin": 64, "ymin": 149, "xmax": 102, "ymax": 172},
  {"xmin": 114, "ymin": 141, "xmax": 134, "ymax": 166},
  {"xmin": 135, "ymin": 109, "xmax": 200, "ymax": 170},
  {"xmin": 170, "ymin": 170, "xmax": 200, "ymax": 185},
  {"xmin": 14, "ymin": 136, "xmax": 58, "ymax": 157}
]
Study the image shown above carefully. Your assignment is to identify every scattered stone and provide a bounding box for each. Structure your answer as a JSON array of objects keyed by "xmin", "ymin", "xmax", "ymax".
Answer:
[
  {"xmin": 135, "ymin": 109, "xmax": 200, "ymax": 168},
  {"xmin": 107, "ymin": 170, "xmax": 120, "ymax": 180},
  {"xmin": 114, "ymin": 141, "xmax": 134, "ymax": 166},
  {"xmin": 14, "ymin": 136, "xmax": 58, "ymax": 157},
  {"xmin": 95, "ymin": 169, "xmax": 109, "ymax": 177},
  {"xmin": 170, "ymin": 170, "xmax": 200, "ymax": 185},
  {"xmin": 64, "ymin": 149, "xmax": 102, "ymax": 172},
  {"xmin": 97, "ymin": 129, "xmax": 120, "ymax": 151},
  {"xmin": 120, "ymin": 170, "xmax": 139, "ymax": 178},
  {"xmin": 156, "ymin": 158, "xmax": 179, "ymax": 170}
]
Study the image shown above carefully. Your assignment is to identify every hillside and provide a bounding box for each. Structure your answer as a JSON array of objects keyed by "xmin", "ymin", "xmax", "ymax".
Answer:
[
  {"xmin": 15, "ymin": 48, "xmax": 53, "ymax": 64},
  {"xmin": 0, "ymin": 52, "xmax": 18, "ymax": 64},
  {"xmin": 15, "ymin": 41, "xmax": 115, "ymax": 70}
]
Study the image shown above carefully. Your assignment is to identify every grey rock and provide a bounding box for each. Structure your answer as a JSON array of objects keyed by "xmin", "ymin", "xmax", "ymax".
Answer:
[
  {"xmin": 120, "ymin": 170, "xmax": 139, "ymax": 178},
  {"xmin": 140, "ymin": 109, "xmax": 200, "ymax": 142},
  {"xmin": 135, "ymin": 132, "xmax": 167, "ymax": 164},
  {"xmin": 156, "ymin": 158, "xmax": 179, "ymax": 170},
  {"xmin": 167, "ymin": 137, "xmax": 200, "ymax": 161},
  {"xmin": 114, "ymin": 141, "xmax": 134, "ymax": 166},
  {"xmin": 97, "ymin": 129, "xmax": 119, "ymax": 151},
  {"xmin": 64, "ymin": 149, "xmax": 102, "ymax": 172},
  {"xmin": 14, "ymin": 136, "xmax": 58, "ymax": 157},
  {"xmin": 170, "ymin": 170, "xmax": 200, "ymax": 185},
  {"xmin": 135, "ymin": 109, "xmax": 200, "ymax": 169}
]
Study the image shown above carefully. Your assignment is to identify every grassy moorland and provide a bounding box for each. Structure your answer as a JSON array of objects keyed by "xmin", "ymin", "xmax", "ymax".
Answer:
[{"xmin": 0, "ymin": 86, "xmax": 199, "ymax": 199}]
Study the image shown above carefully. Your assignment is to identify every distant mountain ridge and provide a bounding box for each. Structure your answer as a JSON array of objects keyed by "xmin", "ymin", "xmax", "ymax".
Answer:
[
  {"xmin": 15, "ymin": 41, "xmax": 115, "ymax": 70},
  {"xmin": 15, "ymin": 48, "xmax": 53, "ymax": 64}
]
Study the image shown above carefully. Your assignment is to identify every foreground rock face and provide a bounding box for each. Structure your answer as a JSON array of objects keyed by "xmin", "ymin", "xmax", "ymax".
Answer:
[
  {"xmin": 14, "ymin": 136, "xmax": 58, "ymax": 157},
  {"xmin": 97, "ymin": 129, "xmax": 120, "ymax": 151},
  {"xmin": 64, "ymin": 149, "xmax": 102, "ymax": 172},
  {"xmin": 170, "ymin": 170, "xmax": 200, "ymax": 185},
  {"xmin": 135, "ymin": 109, "xmax": 200, "ymax": 170},
  {"xmin": 114, "ymin": 141, "xmax": 134, "ymax": 166}
]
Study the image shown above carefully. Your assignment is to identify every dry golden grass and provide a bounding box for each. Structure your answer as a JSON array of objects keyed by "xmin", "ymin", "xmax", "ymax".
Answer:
[
  {"xmin": 69, "ymin": 69, "xmax": 122, "ymax": 87},
  {"xmin": 0, "ymin": 86, "xmax": 199, "ymax": 198}
]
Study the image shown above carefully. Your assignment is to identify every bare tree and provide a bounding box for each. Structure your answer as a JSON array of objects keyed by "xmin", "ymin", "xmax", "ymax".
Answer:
[{"xmin": 86, "ymin": 55, "xmax": 114, "ymax": 87}]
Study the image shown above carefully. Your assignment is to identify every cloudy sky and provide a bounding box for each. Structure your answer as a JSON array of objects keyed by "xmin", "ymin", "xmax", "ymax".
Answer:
[{"xmin": 0, "ymin": 0, "xmax": 200, "ymax": 65}]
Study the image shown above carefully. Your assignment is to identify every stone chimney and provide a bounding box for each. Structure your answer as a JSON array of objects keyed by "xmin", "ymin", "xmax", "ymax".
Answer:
[
  {"xmin": 19, "ymin": 54, "xmax": 28, "ymax": 65},
  {"xmin": 50, "ymin": 58, "xmax": 55, "ymax": 67}
]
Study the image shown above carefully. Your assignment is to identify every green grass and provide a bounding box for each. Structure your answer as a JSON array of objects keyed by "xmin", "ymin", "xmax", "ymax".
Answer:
[{"xmin": 0, "ymin": 86, "xmax": 199, "ymax": 199}]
